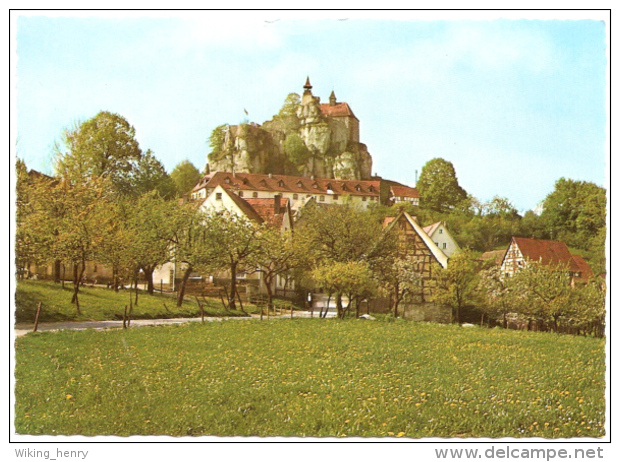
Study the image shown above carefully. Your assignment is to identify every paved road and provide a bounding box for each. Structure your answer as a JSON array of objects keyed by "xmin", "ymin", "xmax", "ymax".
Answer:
[{"xmin": 14, "ymin": 311, "xmax": 333, "ymax": 337}]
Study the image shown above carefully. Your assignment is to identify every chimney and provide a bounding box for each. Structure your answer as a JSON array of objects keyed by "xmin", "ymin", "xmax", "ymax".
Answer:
[
  {"xmin": 274, "ymin": 194, "xmax": 281, "ymax": 215},
  {"xmin": 268, "ymin": 173, "xmax": 273, "ymax": 179}
]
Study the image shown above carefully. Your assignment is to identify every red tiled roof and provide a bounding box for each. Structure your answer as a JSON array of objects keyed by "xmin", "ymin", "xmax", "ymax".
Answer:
[
  {"xmin": 244, "ymin": 197, "xmax": 290, "ymax": 228},
  {"xmin": 195, "ymin": 171, "xmax": 380, "ymax": 197},
  {"xmin": 513, "ymin": 237, "xmax": 580, "ymax": 272},
  {"xmin": 570, "ymin": 255, "xmax": 595, "ymax": 283},
  {"xmin": 390, "ymin": 184, "xmax": 420, "ymax": 199},
  {"xmin": 423, "ymin": 222, "xmax": 441, "ymax": 237},
  {"xmin": 222, "ymin": 189, "xmax": 264, "ymax": 224},
  {"xmin": 320, "ymin": 102, "xmax": 358, "ymax": 120}
]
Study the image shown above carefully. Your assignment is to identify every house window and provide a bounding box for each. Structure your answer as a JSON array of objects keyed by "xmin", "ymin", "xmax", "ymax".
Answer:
[
  {"xmin": 333, "ymin": 194, "xmax": 339, "ymax": 200},
  {"xmin": 439, "ymin": 229, "xmax": 443, "ymax": 234},
  {"xmin": 319, "ymin": 195, "xmax": 325, "ymax": 202},
  {"xmin": 253, "ymin": 192, "xmax": 258, "ymax": 198},
  {"xmin": 362, "ymin": 196, "xmax": 367, "ymax": 201},
  {"xmin": 443, "ymin": 243, "xmax": 447, "ymax": 249},
  {"xmin": 238, "ymin": 191, "xmax": 244, "ymax": 197},
  {"xmin": 435, "ymin": 242, "xmax": 439, "ymax": 247},
  {"xmin": 293, "ymin": 193, "xmax": 298, "ymax": 200},
  {"xmin": 215, "ymin": 192, "xmax": 222, "ymax": 200}
]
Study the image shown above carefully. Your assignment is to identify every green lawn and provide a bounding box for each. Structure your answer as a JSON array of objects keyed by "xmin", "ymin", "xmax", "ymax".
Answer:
[
  {"xmin": 14, "ymin": 280, "xmax": 278, "ymax": 324},
  {"xmin": 14, "ymin": 319, "xmax": 605, "ymax": 438}
]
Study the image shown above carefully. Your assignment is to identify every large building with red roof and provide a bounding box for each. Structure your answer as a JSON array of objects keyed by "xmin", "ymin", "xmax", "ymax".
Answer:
[
  {"xmin": 500, "ymin": 237, "xmax": 594, "ymax": 286},
  {"xmin": 190, "ymin": 171, "xmax": 419, "ymax": 211}
]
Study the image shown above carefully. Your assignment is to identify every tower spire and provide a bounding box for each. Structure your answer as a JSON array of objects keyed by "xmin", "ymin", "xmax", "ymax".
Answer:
[{"xmin": 303, "ymin": 76, "xmax": 312, "ymax": 91}]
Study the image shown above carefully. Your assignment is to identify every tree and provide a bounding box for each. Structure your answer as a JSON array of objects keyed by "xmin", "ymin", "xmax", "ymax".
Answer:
[
  {"xmin": 202, "ymin": 211, "xmax": 263, "ymax": 311},
  {"xmin": 540, "ymin": 178, "xmax": 606, "ymax": 249},
  {"xmin": 312, "ymin": 261, "xmax": 376, "ymax": 319},
  {"xmin": 370, "ymin": 229, "xmax": 423, "ymax": 318},
  {"xmin": 170, "ymin": 159, "xmax": 202, "ymax": 197},
  {"xmin": 133, "ymin": 150, "xmax": 177, "ymax": 199},
  {"xmin": 23, "ymin": 176, "xmax": 110, "ymax": 312},
  {"xmin": 432, "ymin": 249, "xmax": 480, "ymax": 324},
  {"xmin": 284, "ymin": 133, "xmax": 311, "ymax": 171},
  {"xmin": 54, "ymin": 111, "xmax": 142, "ymax": 193},
  {"xmin": 251, "ymin": 227, "xmax": 307, "ymax": 315},
  {"xmin": 477, "ymin": 264, "xmax": 517, "ymax": 327},
  {"xmin": 510, "ymin": 260, "xmax": 575, "ymax": 333},
  {"xmin": 417, "ymin": 158, "xmax": 468, "ymax": 213}
]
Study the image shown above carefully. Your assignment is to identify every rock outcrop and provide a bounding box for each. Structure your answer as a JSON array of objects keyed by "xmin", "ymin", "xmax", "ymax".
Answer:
[{"xmin": 208, "ymin": 78, "xmax": 373, "ymax": 180}]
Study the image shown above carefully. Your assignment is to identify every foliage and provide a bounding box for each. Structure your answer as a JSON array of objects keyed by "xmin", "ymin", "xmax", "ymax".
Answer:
[
  {"xmin": 432, "ymin": 250, "xmax": 480, "ymax": 324},
  {"xmin": 477, "ymin": 264, "xmax": 518, "ymax": 327},
  {"xmin": 284, "ymin": 133, "xmax": 311, "ymax": 170},
  {"xmin": 132, "ymin": 149, "xmax": 176, "ymax": 199},
  {"xmin": 170, "ymin": 159, "xmax": 202, "ymax": 197},
  {"xmin": 540, "ymin": 178, "xmax": 606, "ymax": 250},
  {"xmin": 207, "ymin": 124, "xmax": 231, "ymax": 164},
  {"xmin": 15, "ymin": 320, "xmax": 605, "ymax": 437},
  {"xmin": 54, "ymin": 111, "xmax": 142, "ymax": 193},
  {"xmin": 417, "ymin": 158, "xmax": 468, "ymax": 213},
  {"xmin": 510, "ymin": 260, "xmax": 579, "ymax": 333},
  {"xmin": 312, "ymin": 261, "xmax": 376, "ymax": 319}
]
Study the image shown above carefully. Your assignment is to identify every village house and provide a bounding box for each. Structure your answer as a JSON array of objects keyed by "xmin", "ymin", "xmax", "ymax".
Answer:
[
  {"xmin": 500, "ymin": 236, "xmax": 594, "ymax": 287},
  {"xmin": 422, "ymin": 221, "xmax": 460, "ymax": 258},
  {"xmin": 153, "ymin": 184, "xmax": 295, "ymax": 296}
]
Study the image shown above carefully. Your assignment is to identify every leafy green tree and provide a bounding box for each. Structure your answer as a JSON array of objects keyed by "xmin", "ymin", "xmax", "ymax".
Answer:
[
  {"xmin": 251, "ymin": 227, "xmax": 308, "ymax": 315},
  {"xmin": 170, "ymin": 160, "xmax": 202, "ymax": 197},
  {"xmin": 264, "ymin": 93, "xmax": 301, "ymax": 132},
  {"xmin": 201, "ymin": 211, "xmax": 263, "ymax": 311},
  {"xmin": 284, "ymin": 133, "xmax": 311, "ymax": 171},
  {"xmin": 133, "ymin": 150, "xmax": 176, "ymax": 199},
  {"xmin": 477, "ymin": 264, "xmax": 517, "ymax": 327},
  {"xmin": 540, "ymin": 178, "xmax": 606, "ymax": 249},
  {"xmin": 312, "ymin": 261, "xmax": 376, "ymax": 319},
  {"xmin": 417, "ymin": 158, "xmax": 468, "ymax": 213},
  {"xmin": 54, "ymin": 111, "xmax": 142, "ymax": 193},
  {"xmin": 510, "ymin": 260, "xmax": 576, "ymax": 333},
  {"xmin": 432, "ymin": 249, "xmax": 480, "ymax": 324}
]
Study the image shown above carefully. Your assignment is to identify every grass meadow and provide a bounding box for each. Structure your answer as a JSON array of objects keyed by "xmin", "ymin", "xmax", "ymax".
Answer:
[
  {"xmin": 14, "ymin": 280, "xmax": 281, "ymax": 324},
  {"xmin": 14, "ymin": 318, "xmax": 605, "ymax": 438}
]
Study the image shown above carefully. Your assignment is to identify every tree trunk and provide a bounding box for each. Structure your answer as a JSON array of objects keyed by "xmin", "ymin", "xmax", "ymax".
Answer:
[
  {"xmin": 336, "ymin": 294, "xmax": 344, "ymax": 319},
  {"xmin": 176, "ymin": 264, "xmax": 193, "ymax": 307},
  {"xmin": 228, "ymin": 262, "xmax": 237, "ymax": 311},
  {"xmin": 355, "ymin": 298, "xmax": 360, "ymax": 318},
  {"xmin": 54, "ymin": 259, "xmax": 61, "ymax": 283},
  {"xmin": 143, "ymin": 266, "xmax": 155, "ymax": 295}
]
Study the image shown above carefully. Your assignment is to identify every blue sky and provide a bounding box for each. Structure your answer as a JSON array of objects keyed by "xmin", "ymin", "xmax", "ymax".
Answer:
[{"xmin": 14, "ymin": 12, "xmax": 608, "ymax": 212}]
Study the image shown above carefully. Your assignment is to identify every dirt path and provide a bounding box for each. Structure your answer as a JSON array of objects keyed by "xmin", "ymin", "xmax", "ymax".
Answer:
[{"xmin": 14, "ymin": 312, "xmax": 327, "ymax": 337}]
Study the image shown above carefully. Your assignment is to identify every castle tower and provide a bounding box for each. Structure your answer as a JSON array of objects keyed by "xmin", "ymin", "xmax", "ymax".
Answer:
[
  {"xmin": 298, "ymin": 77, "xmax": 323, "ymax": 125},
  {"xmin": 329, "ymin": 90, "xmax": 337, "ymax": 106}
]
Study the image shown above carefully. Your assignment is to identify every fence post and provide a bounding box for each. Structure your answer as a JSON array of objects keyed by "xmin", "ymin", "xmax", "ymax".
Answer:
[
  {"xmin": 123, "ymin": 305, "xmax": 128, "ymax": 329},
  {"xmin": 33, "ymin": 302, "xmax": 42, "ymax": 332}
]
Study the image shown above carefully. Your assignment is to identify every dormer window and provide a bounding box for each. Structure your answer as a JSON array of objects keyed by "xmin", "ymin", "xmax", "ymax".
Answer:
[
  {"xmin": 259, "ymin": 179, "xmax": 268, "ymax": 187},
  {"xmin": 368, "ymin": 186, "xmax": 375, "ymax": 193},
  {"xmin": 355, "ymin": 184, "xmax": 362, "ymax": 191},
  {"xmin": 278, "ymin": 180, "xmax": 285, "ymax": 187},
  {"xmin": 242, "ymin": 177, "xmax": 249, "ymax": 185},
  {"xmin": 326, "ymin": 183, "xmax": 333, "ymax": 190},
  {"xmin": 312, "ymin": 182, "xmax": 318, "ymax": 189},
  {"xmin": 341, "ymin": 183, "xmax": 348, "ymax": 191},
  {"xmin": 224, "ymin": 177, "xmax": 231, "ymax": 184}
]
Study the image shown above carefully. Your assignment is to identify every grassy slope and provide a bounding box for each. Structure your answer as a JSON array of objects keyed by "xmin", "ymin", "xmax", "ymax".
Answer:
[
  {"xmin": 14, "ymin": 280, "xmax": 261, "ymax": 323},
  {"xmin": 14, "ymin": 319, "xmax": 605, "ymax": 438}
]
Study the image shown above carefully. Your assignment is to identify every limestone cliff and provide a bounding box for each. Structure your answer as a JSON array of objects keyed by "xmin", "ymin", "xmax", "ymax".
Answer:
[{"xmin": 207, "ymin": 79, "xmax": 373, "ymax": 180}]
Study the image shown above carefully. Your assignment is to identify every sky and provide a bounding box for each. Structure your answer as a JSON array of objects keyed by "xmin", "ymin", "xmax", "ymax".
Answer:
[{"xmin": 13, "ymin": 11, "xmax": 608, "ymax": 212}]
